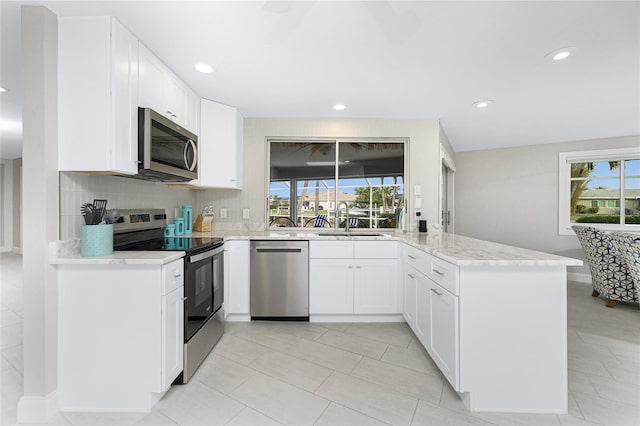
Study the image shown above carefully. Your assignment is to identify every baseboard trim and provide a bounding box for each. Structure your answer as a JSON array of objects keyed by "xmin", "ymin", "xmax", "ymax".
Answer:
[
  {"xmin": 17, "ymin": 391, "xmax": 59, "ymax": 424},
  {"xmin": 310, "ymin": 314, "xmax": 405, "ymax": 323},
  {"xmin": 1, "ymin": 246, "xmax": 12, "ymax": 253},
  {"xmin": 568, "ymin": 272, "xmax": 591, "ymax": 284}
]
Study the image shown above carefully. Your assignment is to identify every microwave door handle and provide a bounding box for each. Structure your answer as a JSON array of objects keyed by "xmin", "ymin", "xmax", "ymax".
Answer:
[{"xmin": 184, "ymin": 139, "xmax": 197, "ymax": 171}]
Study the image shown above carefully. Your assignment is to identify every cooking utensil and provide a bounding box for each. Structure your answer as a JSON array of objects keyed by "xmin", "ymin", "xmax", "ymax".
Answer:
[
  {"xmin": 93, "ymin": 199, "xmax": 108, "ymax": 223},
  {"xmin": 81, "ymin": 203, "xmax": 98, "ymax": 225}
]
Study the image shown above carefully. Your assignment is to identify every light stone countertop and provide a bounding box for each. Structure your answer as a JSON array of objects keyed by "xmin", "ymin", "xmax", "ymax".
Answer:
[
  {"xmin": 193, "ymin": 229, "xmax": 583, "ymax": 267},
  {"xmin": 50, "ymin": 230, "xmax": 582, "ymax": 267},
  {"xmin": 49, "ymin": 239, "xmax": 184, "ymax": 265}
]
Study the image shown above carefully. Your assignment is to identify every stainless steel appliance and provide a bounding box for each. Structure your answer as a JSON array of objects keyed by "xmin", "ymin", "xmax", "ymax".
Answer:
[
  {"xmin": 137, "ymin": 108, "xmax": 198, "ymax": 182},
  {"xmin": 113, "ymin": 209, "xmax": 223, "ymax": 383},
  {"xmin": 250, "ymin": 240, "xmax": 309, "ymax": 320}
]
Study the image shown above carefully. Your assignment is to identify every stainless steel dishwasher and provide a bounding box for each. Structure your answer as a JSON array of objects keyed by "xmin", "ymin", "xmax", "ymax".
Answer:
[{"xmin": 250, "ymin": 240, "xmax": 309, "ymax": 320}]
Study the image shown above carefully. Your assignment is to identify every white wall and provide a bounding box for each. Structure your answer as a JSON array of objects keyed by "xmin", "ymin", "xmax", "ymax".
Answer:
[
  {"xmin": 455, "ymin": 134, "xmax": 640, "ymax": 277},
  {"xmin": 0, "ymin": 160, "xmax": 13, "ymax": 251},
  {"xmin": 19, "ymin": 6, "xmax": 59, "ymax": 422},
  {"xmin": 13, "ymin": 158, "xmax": 22, "ymax": 251},
  {"xmin": 195, "ymin": 117, "xmax": 442, "ymax": 231},
  {"xmin": 58, "ymin": 173, "xmax": 196, "ymax": 240}
]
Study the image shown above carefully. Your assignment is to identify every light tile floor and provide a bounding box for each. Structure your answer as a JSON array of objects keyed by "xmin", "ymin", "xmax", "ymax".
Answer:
[{"xmin": 1, "ymin": 252, "xmax": 639, "ymax": 425}]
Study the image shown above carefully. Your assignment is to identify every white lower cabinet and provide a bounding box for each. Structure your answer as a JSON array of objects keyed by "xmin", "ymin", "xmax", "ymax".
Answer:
[
  {"xmin": 402, "ymin": 245, "xmax": 459, "ymax": 389},
  {"xmin": 309, "ymin": 241, "xmax": 399, "ymax": 316},
  {"xmin": 57, "ymin": 258, "xmax": 184, "ymax": 411},
  {"xmin": 224, "ymin": 240, "xmax": 250, "ymax": 319},
  {"xmin": 309, "ymin": 259, "xmax": 354, "ymax": 313},
  {"xmin": 427, "ymin": 280, "xmax": 458, "ymax": 385},
  {"xmin": 402, "ymin": 266, "xmax": 418, "ymax": 327},
  {"xmin": 353, "ymin": 259, "xmax": 398, "ymax": 313},
  {"xmin": 161, "ymin": 285, "xmax": 184, "ymax": 391}
]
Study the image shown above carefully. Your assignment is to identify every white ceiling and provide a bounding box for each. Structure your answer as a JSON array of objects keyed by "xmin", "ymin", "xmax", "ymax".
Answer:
[{"xmin": 1, "ymin": 1, "xmax": 639, "ymax": 159}]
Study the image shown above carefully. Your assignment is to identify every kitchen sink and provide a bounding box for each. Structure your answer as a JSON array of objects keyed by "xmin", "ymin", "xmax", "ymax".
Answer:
[{"xmin": 315, "ymin": 232, "xmax": 390, "ymax": 238}]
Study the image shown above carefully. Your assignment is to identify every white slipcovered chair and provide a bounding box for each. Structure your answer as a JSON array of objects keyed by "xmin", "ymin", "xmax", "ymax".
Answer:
[{"xmin": 572, "ymin": 225, "xmax": 638, "ymax": 307}]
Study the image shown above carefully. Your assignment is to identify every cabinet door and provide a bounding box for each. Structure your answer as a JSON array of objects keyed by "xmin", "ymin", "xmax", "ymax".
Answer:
[
  {"xmin": 309, "ymin": 259, "xmax": 354, "ymax": 314},
  {"xmin": 110, "ymin": 19, "xmax": 139, "ymax": 174},
  {"xmin": 353, "ymin": 259, "xmax": 398, "ymax": 314},
  {"xmin": 428, "ymin": 281, "xmax": 459, "ymax": 388},
  {"xmin": 415, "ymin": 271, "xmax": 430, "ymax": 345},
  {"xmin": 403, "ymin": 265, "xmax": 418, "ymax": 329},
  {"xmin": 163, "ymin": 75, "xmax": 188, "ymax": 127},
  {"xmin": 227, "ymin": 241, "xmax": 250, "ymax": 314},
  {"xmin": 197, "ymin": 99, "xmax": 243, "ymax": 189},
  {"xmin": 138, "ymin": 43, "xmax": 165, "ymax": 114},
  {"xmin": 161, "ymin": 286, "xmax": 184, "ymax": 391}
]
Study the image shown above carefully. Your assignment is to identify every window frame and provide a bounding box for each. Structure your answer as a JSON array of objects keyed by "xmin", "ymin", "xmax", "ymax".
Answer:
[
  {"xmin": 265, "ymin": 137, "xmax": 408, "ymax": 230},
  {"xmin": 558, "ymin": 147, "xmax": 640, "ymax": 235}
]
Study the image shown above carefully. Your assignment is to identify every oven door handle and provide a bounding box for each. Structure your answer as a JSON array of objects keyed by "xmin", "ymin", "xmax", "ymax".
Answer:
[{"xmin": 187, "ymin": 245, "xmax": 224, "ymax": 263}]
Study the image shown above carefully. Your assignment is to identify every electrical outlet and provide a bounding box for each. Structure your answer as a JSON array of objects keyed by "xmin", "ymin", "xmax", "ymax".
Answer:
[
  {"xmin": 242, "ymin": 209, "xmax": 250, "ymax": 219},
  {"xmin": 220, "ymin": 207, "xmax": 227, "ymax": 219}
]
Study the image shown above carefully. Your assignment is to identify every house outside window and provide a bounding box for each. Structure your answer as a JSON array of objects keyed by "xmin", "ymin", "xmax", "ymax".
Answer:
[{"xmin": 558, "ymin": 147, "xmax": 640, "ymax": 235}]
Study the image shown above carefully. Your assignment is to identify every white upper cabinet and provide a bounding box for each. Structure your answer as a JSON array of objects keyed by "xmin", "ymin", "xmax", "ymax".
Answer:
[
  {"xmin": 193, "ymin": 98, "xmax": 244, "ymax": 189},
  {"xmin": 138, "ymin": 43, "xmax": 199, "ymax": 134},
  {"xmin": 58, "ymin": 17, "xmax": 139, "ymax": 175}
]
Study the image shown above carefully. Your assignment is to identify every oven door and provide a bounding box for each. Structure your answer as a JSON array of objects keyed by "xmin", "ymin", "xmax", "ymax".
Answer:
[{"xmin": 184, "ymin": 246, "xmax": 221, "ymax": 341}]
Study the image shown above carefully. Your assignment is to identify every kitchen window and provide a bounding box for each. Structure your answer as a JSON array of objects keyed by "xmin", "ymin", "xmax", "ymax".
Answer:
[
  {"xmin": 268, "ymin": 139, "xmax": 406, "ymax": 229},
  {"xmin": 558, "ymin": 147, "xmax": 640, "ymax": 235}
]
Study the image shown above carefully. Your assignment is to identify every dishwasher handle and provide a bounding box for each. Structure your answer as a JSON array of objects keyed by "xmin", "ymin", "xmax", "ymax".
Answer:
[{"xmin": 255, "ymin": 247, "xmax": 303, "ymax": 253}]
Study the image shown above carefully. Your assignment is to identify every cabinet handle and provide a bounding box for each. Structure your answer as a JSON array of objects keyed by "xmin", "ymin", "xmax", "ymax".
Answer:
[
  {"xmin": 407, "ymin": 273, "xmax": 415, "ymax": 279},
  {"xmin": 230, "ymin": 179, "xmax": 236, "ymax": 182},
  {"xmin": 182, "ymin": 297, "xmax": 188, "ymax": 301},
  {"xmin": 347, "ymin": 265, "xmax": 353, "ymax": 269},
  {"xmin": 174, "ymin": 270, "xmax": 182, "ymax": 277},
  {"xmin": 433, "ymin": 268, "xmax": 445, "ymax": 276},
  {"xmin": 166, "ymin": 110, "xmax": 174, "ymax": 119},
  {"xmin": 430, "ymin": 288, "xmax": 443, "ymax": 296},
  {"xmin": 408, "ymin": 254, "xmax": 417, "ymax": 259}
]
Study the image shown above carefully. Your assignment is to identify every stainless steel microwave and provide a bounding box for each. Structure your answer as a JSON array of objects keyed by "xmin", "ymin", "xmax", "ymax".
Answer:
[{"xmin": 137, "ymin": 108, "xmax": 198, "ymax": 182}]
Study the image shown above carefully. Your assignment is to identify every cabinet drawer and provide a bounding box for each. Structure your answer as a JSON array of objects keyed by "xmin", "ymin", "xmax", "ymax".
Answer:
[
  {"xmin": 354, "ymin": 241, "xmax": 398, "ymax": 259},
  {"xmin": 402, "ymin": 244, "xmax": 429, "ymax": 276},
  {"xmin": 428, "ymin": 257, "xmax": 458, "ymax": 296},
  {"xmin": 310, "ymin": 241, "xmax": 354, "ymax": 259},
  {"xmin": 162, "ymin": 259, "xmax": 184, "ymax": 295}
]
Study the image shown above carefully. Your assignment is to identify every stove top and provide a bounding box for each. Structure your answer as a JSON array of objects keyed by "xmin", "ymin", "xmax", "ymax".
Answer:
[
  {"xmin": 112, "ymin": 208, "xmax": 223, "ymax": 255},
  {"xmin": 115, "ymin": 236, "xmax": 223, "ymax": 253}
]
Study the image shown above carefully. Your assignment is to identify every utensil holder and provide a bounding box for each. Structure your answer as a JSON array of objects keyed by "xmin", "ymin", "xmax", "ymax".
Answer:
[
  {"xmin": 182, "ymin": 205, "xmax": 193, "ymax": 234},
  {"xmin": 81, "ymin": 224, "xmax": 113, "ymax": 257},
  {"xmin": 174, "ymin": 217, "xmax": 185, "ymax": 235}
]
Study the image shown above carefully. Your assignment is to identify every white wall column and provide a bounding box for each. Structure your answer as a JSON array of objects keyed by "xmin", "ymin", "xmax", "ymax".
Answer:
[{"xmin": 17, "ymin": 5, "xmax": 60, "ymax": 422}]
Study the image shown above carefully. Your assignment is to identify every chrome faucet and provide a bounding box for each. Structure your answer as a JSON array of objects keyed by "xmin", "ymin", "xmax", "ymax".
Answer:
[{"xmin": 338, "ymin": 201, "xmax": 350, "ymax": 233}]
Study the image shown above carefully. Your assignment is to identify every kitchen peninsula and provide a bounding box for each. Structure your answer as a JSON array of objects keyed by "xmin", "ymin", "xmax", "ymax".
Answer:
[{"xmin": 52, "ymin": 231, "xmax": 581, "ymax": 414}]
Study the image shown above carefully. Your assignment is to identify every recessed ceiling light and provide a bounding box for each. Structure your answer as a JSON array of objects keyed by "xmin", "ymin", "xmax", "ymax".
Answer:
[
  {"xmin": 333, "ymin": 104, "xmax": 346, "ymax": 111},
  {"xmin": 545, "ymin": 47, "xmax": 575, "ymax": 61},
  {"xmin": 0, "ymin": 87, "xmax": 6, "ymax": 93},
  {"xmin": 194, "ymin": 63, "xmax": 213, "ymax": 73},
  {"xmin": 472, "ymin": 100, "xmax": 494, "ymax": 109}
]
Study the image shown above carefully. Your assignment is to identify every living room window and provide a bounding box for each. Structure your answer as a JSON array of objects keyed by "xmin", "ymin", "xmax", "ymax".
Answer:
[
  {"xmin": 558, "ymin": 147, "xmax": 640, "ymax": 235},
  {"xmin": 268, "ymin": 138, "xmax": 406, "ymax": 229}
]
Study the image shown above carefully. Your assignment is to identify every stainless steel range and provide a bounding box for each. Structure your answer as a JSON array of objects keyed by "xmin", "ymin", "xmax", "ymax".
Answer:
[{"xmin": 113, "ymin": 209, "xmax": 224, "ymax": 383}]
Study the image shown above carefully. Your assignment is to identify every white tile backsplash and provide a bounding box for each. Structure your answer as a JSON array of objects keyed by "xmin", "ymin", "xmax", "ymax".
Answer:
[{"xmin": 59, "ymin": 172, "xmax": 198, "ymax": 240}]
